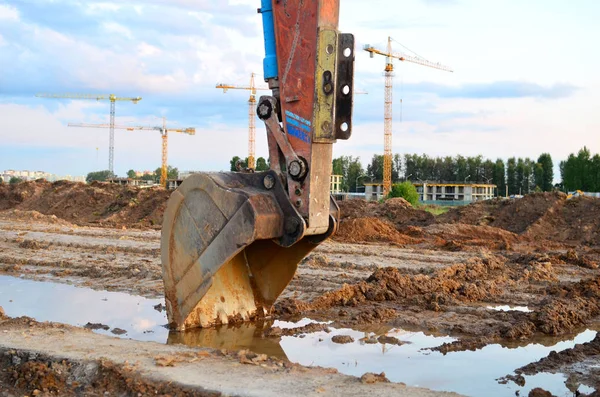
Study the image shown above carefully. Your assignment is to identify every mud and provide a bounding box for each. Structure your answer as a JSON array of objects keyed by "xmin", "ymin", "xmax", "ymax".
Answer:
[
  {"xmin": 264, "ymin": 322, "xmax": 331, "ymax": 337},
  {"xmin": 1, "ymin": 189, "xmax": 600, "ymax": 395},
  {"xmin": 0, "ymin": 180, "xmax": 170, "ymax": 230},
  {"xmin": 334, "ymin": 217, "xmax": 421, "ymax": 245},
  {"xmin": 360, "ymin": 372, "xmax": 390, "ymax": 384},
  {"xmin": 0, "ymin": 347, "xmax": 221, "ymax": 397},
  {"xmin": 331, "ymin": 335, "xmax": 354, "ymax": 344}
]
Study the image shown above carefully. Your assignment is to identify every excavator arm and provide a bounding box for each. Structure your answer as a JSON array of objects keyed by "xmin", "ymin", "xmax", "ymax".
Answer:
[{"xmin": 161, "ymin": 0, "xmax": 355, "ymax": 330}]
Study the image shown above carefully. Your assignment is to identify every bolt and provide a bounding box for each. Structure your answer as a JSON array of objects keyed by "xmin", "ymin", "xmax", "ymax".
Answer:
[
  {"xmin": 257, "ymin": 99, "xmax": 272, "ymax": 120},
  {"xmin": 263, "ymin": 175, "xmax": 275, "ymax": 190},
  {"xmin": 295, "ymin": 199, "xmax": 302, "ymax": 207},
  {"xmin": 289, "ymin": 160, "xmax": 303, "ymax": 178},
  {"xmin": 284, "ymin": 218, "xmax": 300, "ymax": 235},
  {"xmin": 295, "ymin": 188, "xmax": 303, "ymax": 195}
]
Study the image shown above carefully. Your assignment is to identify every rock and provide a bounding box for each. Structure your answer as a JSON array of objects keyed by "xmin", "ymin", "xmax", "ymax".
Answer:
[
  {"xmin": 0, "ymin": 306, "xmax": 5, "ymax": 319},
  {"xmin": 331, "ymin": 335, "xmax": 354, "ymax": 344},
  {"xmin": 528, "ymin": 388, "xmax": 553, "ymax": 397},
  {"xmin": 361, "ymin": 337, "xmax": 379, "ymax": 344},
  {"xmin": 84, "ymin": 322, "xmax": 110, "ymax": 331},
  {"xmin": 111, "ymin": 328, "xmax": 127, "ymax": 335},
  {"xmin": 360, "ymin": 372, "xmax": 390, "ymax": 384},
  {"xmin": 377, "ymin": 335, "xmax": 406, "ymax": 346}
]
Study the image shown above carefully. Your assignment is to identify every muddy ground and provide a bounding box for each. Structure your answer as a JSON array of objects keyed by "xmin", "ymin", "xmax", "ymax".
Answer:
[{"xmin": 1, "ymin": 181, "xmax": 600, "ymax": 395}]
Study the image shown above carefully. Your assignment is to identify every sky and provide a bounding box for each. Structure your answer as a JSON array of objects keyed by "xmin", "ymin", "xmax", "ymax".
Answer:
[{"xmin": 0, "ymin": 0, "xmax": 599, "ymax": 178}]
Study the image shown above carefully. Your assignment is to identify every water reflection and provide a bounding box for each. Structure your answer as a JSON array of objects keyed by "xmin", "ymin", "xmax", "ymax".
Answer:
[
  {"xmin": 167, "ymin": 321, "xmax": 288, "ymax": 359},
  {"xmin": 0, "ymin": 275, "xmax": 596, "ymax": 397}
]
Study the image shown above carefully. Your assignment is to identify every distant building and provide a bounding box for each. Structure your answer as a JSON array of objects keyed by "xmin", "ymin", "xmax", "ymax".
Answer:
[
  {"xmin": 415, "ymin": 182, "xmax": 496, "ymax": 203},
  {"xmin": 330, "ymin": 175, "xmax": 343, "ymax": 194},
  {"xmin": 364, "ymin": 181, "xmax": 496, "ymax": 203},
  {"xmin": 364, "ymin": 183, "xmax": 385, "ymax": 202},
  {"xmin": 0, "ymin": 169, "xmax": 85, "ymax": 183}
]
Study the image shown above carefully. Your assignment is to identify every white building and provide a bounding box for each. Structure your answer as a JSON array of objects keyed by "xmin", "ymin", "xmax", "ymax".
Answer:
[{"xmin": 363, "ymin": 182, "xmax": 497, "ymax": 203}]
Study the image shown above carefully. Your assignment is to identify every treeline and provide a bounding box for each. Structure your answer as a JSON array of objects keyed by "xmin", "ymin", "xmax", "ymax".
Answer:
[
  {"xmin": 333, "ymin": 153, "xmax": 554, "ymax": 195},
  {"xmin": 560, "ymin": 146, "xmax": 600, "ymax": 191},
  {"xmin": 229, "ymin": 156, "xmax": 269, "ymax": 171},
  {"xmin": 229, "ymin": 147, "xmax": 600, "ymax": 194}
]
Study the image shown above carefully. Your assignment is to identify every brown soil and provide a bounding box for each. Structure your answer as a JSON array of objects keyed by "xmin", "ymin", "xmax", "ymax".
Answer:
[
  {"xmin": 0, "ymin": 349, "xmax": 221, "ymax": 397},
  {"xmin": 277, "ymin": 250, "xmax": 600, "ymax": 341},
  {"xmin": 337, "ymin": 199, "xmax": 435, "ymax": 228},
  {"xmin": 264, "ymin": 323, "xmax": 331, "ymax": 337},
  {"xmin": 360, "ymin": 372, "xmax": 390, "ymax": 384},
  {"xmin": 331, "ymin": 335, "xmax": 355, "ymax": 344},
  {"xmin": 517, "ymin": 333, "xmax": 600, "ymax": 375},
  {"xmin": 334, "ymin": 217, "xmax": 422, "ymax": 245},
  {"xmin": 439, "ymin": 192, "xmax": 600, "ymax": 247},
  {"xmin": 0, "ymin": 180, "xmax": 170, "ymax": 229}
]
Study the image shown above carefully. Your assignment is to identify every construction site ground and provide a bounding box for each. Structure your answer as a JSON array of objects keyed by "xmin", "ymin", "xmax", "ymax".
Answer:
[{"xmin": 1, "ymin": 181, "xmax": 600, "ymax": 396}]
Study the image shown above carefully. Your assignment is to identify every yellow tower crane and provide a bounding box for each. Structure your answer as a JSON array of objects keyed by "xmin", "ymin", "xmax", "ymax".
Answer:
[
  {"xmin": 216, "ymin": 73, "xmax": 269, "ymax": 170},
  {"xmin": 68, "ymin": 118, "xmax": 195, "ymax": 187},
  {"xmin": 35, "ymin": 93, "xmax": 142, "ymax": 175},
  {"xmin": 364, "ymin": 37, "xmax": 452, "ymax": 196}
]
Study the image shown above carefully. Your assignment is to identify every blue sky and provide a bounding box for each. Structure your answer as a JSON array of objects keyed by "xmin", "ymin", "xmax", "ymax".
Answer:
[{"xmin": 1, "ymin": 0, "xmax": 599, "ymax": 177}]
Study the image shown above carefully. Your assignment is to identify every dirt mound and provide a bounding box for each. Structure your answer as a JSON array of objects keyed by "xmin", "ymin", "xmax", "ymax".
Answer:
[
  {"xmin": 425, "ymin": 223, "xmax": 518, "ymax": 250},
  {"xmin": 337, "ymin": 199, "xmax": 435, "ymax": 228},
  {"xmin": 333, "ymin": 217, "xmax": 421, "ymax": 245},
  {"xmin": 304, "ymin": 254, "xmax": 510, "ymax": 312},
  {"xmin": 525, "ymin": 196, "xmax": 600, "ymax": 245},
  {"xmin": 0, "ymin": 209, "xmax": 72, "ymax": 226},
  {"xmin": 438, "ymin": 192, "xmax": 600, "ymax": 247},
  {"xmin": 0, "ymin": 180, "xmax": 171, "ymax": 229},
  {"xmin": 439, "ymin": 192, "xmax": 566, "ymax": 234}
]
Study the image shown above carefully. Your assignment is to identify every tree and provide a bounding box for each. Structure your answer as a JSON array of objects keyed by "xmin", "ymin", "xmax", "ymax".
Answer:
[
  {"xmin": 347, "ymin": 157, "xmax": 364, "ymax": 192},
  {"xmin": 561, "ymin": 147, "xmax": 599, "ymax": 191},
  {"xmin": 494, "ymin": 159, "xmax": 506, "ymax": 196},
  {"xmin": 536, "ymin": 153, "xmax": 554, "ymax": 192},
  {"xmin": 506, "ymin": 158, "xmax": 517, "ymax": 195},
  {"xmin": 387, "ymin": 182, "xmax": 419, "ymax": 206},
  {"xmin": 0, "ymin": 176, "xmax": 3, "ymax": 184},
  {"xmin": 332, "ymin": 155, "xmax": 363, "ymax": 192},
  {"xmin": 230, "ymin": 156, "xmax": 245, "ymax": 171},
  {"xmin": 86, "ymin": 170, "xmax": 112, "ymax": 183},
  {"xmin": 455, "ymin": 155, "xmax": 468, "ymax": 181},
  {"xmin": 9, "ymin": 177, "xmax": 23, "ymax": 185},
  {"xmin": 154, "ymin": 166, "xmax": 179, "ymax": 180},
  {"xmin": 256, "ymin": 157, "xmax": 269, "ymax": 171},
  {"xmin": 127, "ymin": 170, "xmax": 137, "ymax": 179},
  {"xmin": 367, "ymin": 154, "xmax": 384, "ymax": 182}
]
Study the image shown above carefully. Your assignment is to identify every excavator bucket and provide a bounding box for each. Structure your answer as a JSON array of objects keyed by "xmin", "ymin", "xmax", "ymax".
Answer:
[
  {"xmin": 161, "ymin": 0, "xmax": 355, "ymax": 330},
  {"xmin": 161, "ymin": 171, "xmax": 337, "ymax": 330}
]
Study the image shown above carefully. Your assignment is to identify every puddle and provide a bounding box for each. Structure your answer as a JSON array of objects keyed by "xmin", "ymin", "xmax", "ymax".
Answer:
[
  {"xmin": 487, "ymin": 305, "xmax": 532, "ymax": 313},
  {"xmin": 0, "ymin": 276, "xmax": 596, "ymax": 397}
]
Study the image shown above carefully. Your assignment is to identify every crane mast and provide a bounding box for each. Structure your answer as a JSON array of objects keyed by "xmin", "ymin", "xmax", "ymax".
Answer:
[
  {"xmin": 216, "ymin": 73, "xmax": 269, "ymax": 170},
  {"xmin": 68, "ymin": 119, "xmax": 195, "ymax": 187},
  {"xmin": 364, "ymin": 37, "xmax": 452, "ymax": 196},
  {"xmin": 35, "ymin": 93, "xmax": 142, "ymax": 175}
]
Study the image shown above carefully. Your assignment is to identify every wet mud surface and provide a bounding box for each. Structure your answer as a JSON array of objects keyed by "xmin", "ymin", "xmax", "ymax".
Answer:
[{"xmin": 1, "ymin": 189, "xmax": 600, "ymax": 395}]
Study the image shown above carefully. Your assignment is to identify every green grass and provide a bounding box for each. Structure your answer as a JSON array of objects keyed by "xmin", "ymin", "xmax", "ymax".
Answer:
[{"xmin": 418, "ymin": 204, "xmax": 450, "ymax": 216}]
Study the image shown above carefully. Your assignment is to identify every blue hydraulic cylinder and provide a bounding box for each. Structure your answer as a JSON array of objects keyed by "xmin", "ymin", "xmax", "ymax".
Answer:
[{"xmin": 259, "ymin": 0, "xmax": 278, "ymax": 80}]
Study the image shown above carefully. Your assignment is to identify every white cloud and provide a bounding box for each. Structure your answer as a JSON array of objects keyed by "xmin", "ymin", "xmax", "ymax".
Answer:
[
  {"xmin": 0, "ymin": 4, "xmax": 19, "ymax": 21},
  {"xmin": 137, "ymin": 42, "xmax": 161, "ymax": 57},
  {"xmin": 102, "ymin": 22, "xmax": 133, "ymax": 39}
]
